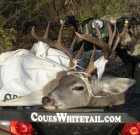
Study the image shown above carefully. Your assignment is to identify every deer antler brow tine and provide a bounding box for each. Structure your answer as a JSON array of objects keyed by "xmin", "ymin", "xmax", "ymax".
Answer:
[
  {"xmin": 85, "ymin": 46, "xmax": 96, "ymax": 74},
  {"xmin": 70, "ymin": 35, "xmax": 77, "ymax": 52},
  {"xmin": 75, "ymin": 43, "xmax": 84, "ymax": 60}
]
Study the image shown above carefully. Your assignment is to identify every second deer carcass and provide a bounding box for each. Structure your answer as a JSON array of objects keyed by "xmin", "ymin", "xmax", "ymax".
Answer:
[{"xmin": 42, "ymin": 21, "xmax": 136, "ymax": 110}]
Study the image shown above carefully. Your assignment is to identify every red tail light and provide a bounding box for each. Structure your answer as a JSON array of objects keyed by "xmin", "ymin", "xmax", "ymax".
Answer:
[
  {"xmin": 120, "ymin": 123, "xmax": 140, "ymax": 135},
  {"xmin": 10, "ymin": 121, "xmax": 35, "ymax": 135}
]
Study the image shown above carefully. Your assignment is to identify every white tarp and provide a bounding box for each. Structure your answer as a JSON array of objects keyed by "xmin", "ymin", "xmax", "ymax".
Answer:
[{"xmin": 0, "ymin": 41, "xmax": 69, "ymax": 106}]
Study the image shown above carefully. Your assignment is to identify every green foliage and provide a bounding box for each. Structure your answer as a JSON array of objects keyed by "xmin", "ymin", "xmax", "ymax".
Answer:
[
  {"xmin": 0, "ymin": 0, "xmax": 134, "ymax": 53},
  {"xmin": 0, "ymin": 0, "xmax": 51, "ymax": 32},
  {"xmin": 129, "ymin": 1, "xmax": 140, "ymax": 18},
  {"xmin": 94, "ymin": 0, "xmax": 129, "ymax": 18},
  {"xmin": 0, "ymin": 0, "xmax": 52, "ymax": 51},
  {"xmin": 64, "ymin": 0, "xmax": 129, "ymax": 24},
  {"xmin": 64, "ymin": 0, "xmax": 95, "ymax": 24},
  {"xmin": 0, "ymin": 26, "xmax": 16, "ymax": 53}
]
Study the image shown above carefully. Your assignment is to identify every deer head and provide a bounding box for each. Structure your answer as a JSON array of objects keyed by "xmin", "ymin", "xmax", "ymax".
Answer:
[{"xmin": 32, "ymin": 21, "xmax": 135, "ymax": 110}]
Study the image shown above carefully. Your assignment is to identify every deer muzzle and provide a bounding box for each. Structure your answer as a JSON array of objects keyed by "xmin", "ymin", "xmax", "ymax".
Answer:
[{"xmin": 42, "ymin": 96, "xmax": 55, "ymax": 106}]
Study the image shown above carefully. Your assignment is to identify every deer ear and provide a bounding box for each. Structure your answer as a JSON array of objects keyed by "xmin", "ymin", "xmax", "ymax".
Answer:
[{"xmin": 99, "ymin": 77, "xmax": 136, "ymax": 95}]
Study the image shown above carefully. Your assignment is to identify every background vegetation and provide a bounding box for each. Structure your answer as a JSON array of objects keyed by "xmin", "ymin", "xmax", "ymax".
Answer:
[{"xmin": 0, "ymin": 0, "xmax": 139, "ymax": 53}]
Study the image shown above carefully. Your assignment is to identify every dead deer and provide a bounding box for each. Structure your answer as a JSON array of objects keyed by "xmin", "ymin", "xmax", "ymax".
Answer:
[{"xmin": 32, "ymin": 21, "xmax": 136, "ymax": 110}]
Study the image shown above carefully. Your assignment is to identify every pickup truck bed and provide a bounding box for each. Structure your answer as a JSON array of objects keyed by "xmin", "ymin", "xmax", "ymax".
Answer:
[
  {"xmin": 0, "ymin": 84, "xmax": 140, "ymax": 135},
  {"xmin": 0, "ymin": 61, "xmax": 140, "ymax": 135}
]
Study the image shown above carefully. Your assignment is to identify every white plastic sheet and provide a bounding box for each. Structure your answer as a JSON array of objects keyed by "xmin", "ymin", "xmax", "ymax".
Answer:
[{"xmin": 0, "ymin": 41, "xmax": 69, "ymax": 106}]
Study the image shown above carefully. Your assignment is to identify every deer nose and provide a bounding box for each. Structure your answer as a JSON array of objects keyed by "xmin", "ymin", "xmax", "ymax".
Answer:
[{"xmin": 42, "ymin": 96, "xmax": 54, "ymax": 106}]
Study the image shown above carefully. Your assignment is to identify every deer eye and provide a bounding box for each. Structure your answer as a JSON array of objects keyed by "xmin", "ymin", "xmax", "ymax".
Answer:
[{"xmin": 73, "ymin": 86, "xmax": 84, "ymax": 91}]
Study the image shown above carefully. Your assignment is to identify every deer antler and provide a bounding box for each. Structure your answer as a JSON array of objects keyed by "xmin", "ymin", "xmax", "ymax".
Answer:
[
  {"xmin": 85, "ymin": 46, "xmax": 96, "ymax": 74},
  {"xmin": 112, "ymin": 30, "xmax": 120, "ymax": 53},
  {"xmin": 107, "ymin": 21, "xmax": 121, "ymax": 53},
  {"xmin": 31, "ymin": 21, "xmax": 83, "ymax": 68},
  {"xmin": 31, "ymin": 21, "xmax": 51, "ymax": 45},
  {"xmin": 77, "ymin": 20, "xmax": 122, "ymax": 75},
  {"xmin": 75, "ymin": 21, "xmax": 111, "ymax": 75},
  {"xmin": 107, "ymin": 21, "xmax": 117, "ymax": 47},
  {"xmin": 75, "ymin": 32, "xmax": 111, "ymax": 60}
]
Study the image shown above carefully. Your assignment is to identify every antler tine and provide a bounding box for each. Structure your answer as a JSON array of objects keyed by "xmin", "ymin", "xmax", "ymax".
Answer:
[
  {"xmin": 85, "ymin": 46, "xmax": 96, "ymax": 74},
  {"xmin": 107, "ymin": 22, "xmax": 117, "ymax": 47},
  {"xmin": 93, "ymin": 20, "xmax": 102, "ymax": 39},
  {"xmin": 57, "ymin": 22, "xmax": 63, "ymax": 43},
  {"xmin": 74, "ymin": 43, "xmax": 84, "ymax": 60},
  {"xmin": 112, "ymin": 29, "xmax": 120, "ymax": 53},
  {"xmin": 69, "ymin": 35, "xmax": 77, "ymax": 52},
  {"xmin": 107, "ymin": 22, "xmax": 113, "ymax": 46},
  {"xmin": 86, "ymin": 24, "xmax": 89, "ymax": 34},
  {"xmin": 31, "ymin": 27, "xmax": 42, "ymax": 41},
  {"xmin": 43, "ymin": 21, "xmax": 50, "ymax": 40},
  {"xmin": 31, "ymin": 21, "xmax": 52, "ymax": 45},
  {"xmin": 52, "ymin": 23, "xmax": 76, "ymax": 68}
]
